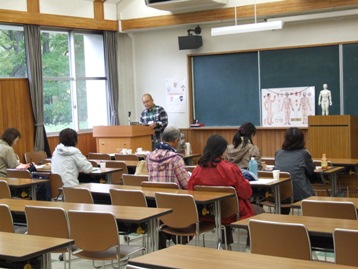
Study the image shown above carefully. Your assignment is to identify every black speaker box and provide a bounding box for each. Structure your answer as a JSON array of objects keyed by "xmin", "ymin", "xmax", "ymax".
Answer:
[{"xmin": 178, "ymin": 35, "xmax": 202, "ymax": 50}]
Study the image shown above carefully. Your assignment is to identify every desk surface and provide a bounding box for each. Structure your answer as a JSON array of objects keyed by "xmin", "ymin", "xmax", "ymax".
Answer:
[
  {"xmin": 129, "ymin": 244, "xmax": 353, "ymax": 269},
  {"xmin": 231, "ymin": 213, "xmax": 358, "ymax": 236},
  {"xmin": 0, "ymin": 198, "xmax": 172, "ymax": 224},
  {"xmin": 0, "ymin": 232, "xmax": 73, "ymax": 262},
  {"xmin": 76, "ymin": 183, "xmax": 234, "ymax": 204},
  {"xmin": 0, "ymin": 177, "xmax": 49, "ymax": 187},
  {"xmin": 292, "ymin": 196, "xmax": 358, "ymax": 209},
  {"xmin": 250, "ymin": 176, "xmax": 290, "ymax": 187}
]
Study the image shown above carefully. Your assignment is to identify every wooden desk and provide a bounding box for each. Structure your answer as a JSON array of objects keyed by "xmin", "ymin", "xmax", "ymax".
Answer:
[
  {"xmin": 314, "ymin": 166, "xmax": 345, "ymax": 196},
  {"xmin": 231, "ymin": 213, "xmax": 358, "ymax": 238},
  {"xmin": 129, "ymin": 244, "xmax": 353, "ymax": 269},
  {"xmin": 0, "ymin": 198, "xmax": 172, "ymax": 252},
  {"xmin": 0, "ymin": 231, "xmax": 73, "ymax": 269},
  {"xmin": 75, "ymin": 183, "xmax": 235, "ymax": 249},
  {"xmin": 250, "ymin": 176, "xmax": 290, "ymax": 214},
  {"xmin": 1, "ymin": 177, "xmax": 49, "ymax": 200},
  {"xmin": 89, "ymin": 159, "xmax": 139, "ymax": 169},
  {"xmin": 181, "ymin": 153, "xmax": 201, "ymax": 165},
  {"xmin": 291, "ymin": 196, "xmax": 358, "ymax": 210}
]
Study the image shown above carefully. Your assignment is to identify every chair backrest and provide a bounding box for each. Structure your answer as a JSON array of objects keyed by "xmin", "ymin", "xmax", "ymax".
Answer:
[
  {"xmin": 155, "ymin": 192, "xmax": 198, "ymax": 228},
  {"xmin": 62, "ymin": 187, "xmax": 94, "ymax": 204},
  {"xmin": 68, "ymin": 210, "xmax": 119, "ymax": 252},
  {"xmin": 249, "ymin": 219, "xmax": 311, "ymax": 260},
  {"xmin": 0, "ymin": 180, "xmax": 11, "ymax": 199},
  {"xmin": 6, "ymin": 169, "xmax": 32, "ymax": 179},
  {"xmin": 334, "ymin": 228, "xmax": 358, "ymax": 266},
  {"xmin": 122, "ymin": 174, "xmax": 148, "ymax": 186},
  {"xmin": 25, "ymin": 205, "xmax": 69, "ymax": 240},
  {"xmin": 110, "ymin": 189, "xmax": 147, "ymax": 207},
  {"xmin": 115, "ymin": 154, "xmax": 139, "ymax": 161},
  {"xmin": 88, "ymin": 152, "xmax": 111, "ymax": 160},
  {"xmin": 301, "ymin": 200, "xmax": 357, "ymax": 220},
  {"xmin": 105, "ymin": 161, "xmax": 128, "ymax": 184},
  {"xmin": 141, "ymin": 181, "xmax": 179, "ymax": 189},
  {"xmin": 24, "ymin": 151, "xmax": 47, "ymax": 164},
  {"xmin": 48, "ymin": 173, "xmax": 63, "ymax": 201},
  {"xmin": 0, "ymin": 204, "xmax": 14, "ymax": 233},
  {"xmin": 194, "ymin": 186, "xmax": 238, "ymax": 220},
  {"xmin": 258, "ymin": 171, "xmax": 293, "ymax": 202}
]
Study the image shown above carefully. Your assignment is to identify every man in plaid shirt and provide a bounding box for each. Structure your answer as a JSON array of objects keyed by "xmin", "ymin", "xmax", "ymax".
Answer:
[{"xmin": 140, "ymin": 93, "xmax": 168, "ymax": 143}]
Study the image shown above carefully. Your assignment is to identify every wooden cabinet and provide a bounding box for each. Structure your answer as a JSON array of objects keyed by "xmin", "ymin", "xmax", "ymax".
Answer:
[
  {"xmin": 308, "ymin": 115, "xmax": 358, "ymax": 159},
  {"xmin": 92, "ymin": 125, "xmax": 153, "ymax": 153}
]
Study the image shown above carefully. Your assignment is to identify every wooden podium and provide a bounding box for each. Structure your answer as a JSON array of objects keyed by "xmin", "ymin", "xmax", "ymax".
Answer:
[
  {"xmin": 308, "ymin": 115, "xmax": 358, "ymax": 158},
  {"xmin": 92, "ymin": 125, "xmax": 154, "ymax": 153}
]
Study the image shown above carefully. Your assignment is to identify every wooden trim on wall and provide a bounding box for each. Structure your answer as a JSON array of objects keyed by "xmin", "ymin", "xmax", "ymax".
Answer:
[
  {"xmin": 0, "ymin": 9, "xmax": 118, "ymax": 31},
  {"xmin": 0, "ymin": 79, "xmax": 34, "ymax": 163},
  {"xmin": 27, "ymin": 0, "xmax": 40, "ymax": 14},
  {"xmin": 120, "ymin": 0, "xmax": 358, "ymax": 31},
  {"xmin": 94, "ymin": 0, "xmax": 105, "ymax": 21}
]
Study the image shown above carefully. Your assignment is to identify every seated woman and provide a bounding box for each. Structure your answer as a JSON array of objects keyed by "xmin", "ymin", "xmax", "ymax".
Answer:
[
  {"xmin": 0, "ymin": 128, "xmax": 30, "ymax": 177},
  {"xmin": 188, "ymin": 134, "xmax": 254, "ymax": 246},
  {"xmin": 51, "ymin": 128, "xmax": 93, "ymax": 187},
  {"xmin": 226, "ymin": 122, "xmax": 264, "ymax": 170},
  {"xmin": 274, "ymin": 127, "xmax": 315, "ymax": 213}
]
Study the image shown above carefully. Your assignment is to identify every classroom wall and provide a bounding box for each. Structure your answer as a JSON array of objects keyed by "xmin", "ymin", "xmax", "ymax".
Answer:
[{"xmin": 117, "ymin": 16, "xmax": 358, "ymax": 128}]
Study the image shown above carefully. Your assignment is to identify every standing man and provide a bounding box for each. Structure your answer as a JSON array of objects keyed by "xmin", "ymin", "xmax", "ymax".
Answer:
[{"xmin": 140, "ymin": 93, "xmax": 168, "ymax": 144}]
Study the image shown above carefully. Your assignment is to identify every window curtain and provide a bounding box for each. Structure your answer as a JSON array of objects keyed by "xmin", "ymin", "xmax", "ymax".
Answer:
[
  {"xmin": 24, "ymin": 25, "xmax": 51, "ymax": 156},
  {"xmin": 104, "ymin": 31, "xmax": 119, "ymax": 125}
]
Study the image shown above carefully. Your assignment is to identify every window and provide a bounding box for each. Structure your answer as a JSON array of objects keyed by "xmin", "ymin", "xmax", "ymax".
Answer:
[
  {"xmin": 42, "ymin": 30, "xmax": 108, "ymax": 133},
  {"xmin": 0, "ymin": 24, "xmax": 26, "ymax": 78}
]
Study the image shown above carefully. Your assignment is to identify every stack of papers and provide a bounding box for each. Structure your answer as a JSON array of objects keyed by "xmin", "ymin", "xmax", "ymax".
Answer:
[{"xmin": 250, "ymin": 178, "xmax": 276, "ymax": 184}]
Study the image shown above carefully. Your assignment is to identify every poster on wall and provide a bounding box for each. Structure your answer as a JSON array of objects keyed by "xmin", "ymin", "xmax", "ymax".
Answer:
[
  {"xmin": 166, "ymin": 78, "xmax": 187, "ymax": 113},
  {"xmin": 261, "ymin": 86, "xmax": 315, "ymax": 127}
]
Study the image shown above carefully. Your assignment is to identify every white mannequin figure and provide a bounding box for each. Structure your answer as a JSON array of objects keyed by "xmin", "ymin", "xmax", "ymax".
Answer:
[{"xmin": 318, "ymin": 84, "xmax": 332, "ymax": 115}]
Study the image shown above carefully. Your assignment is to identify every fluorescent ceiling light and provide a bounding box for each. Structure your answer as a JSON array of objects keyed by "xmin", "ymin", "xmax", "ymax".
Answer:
[
  {"xmin": 211, "ymin": 20, "xmax": 284, "ymax": 36},
  {"xmin": 267, "ymin": 9, "xmax": 358, "ymax": 23}
]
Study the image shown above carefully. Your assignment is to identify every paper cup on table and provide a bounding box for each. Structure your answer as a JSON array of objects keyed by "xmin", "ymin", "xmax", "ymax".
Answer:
[
  {"xmin": 272, "ymin": 170, "xmax": 280, "ymax": 180},
  {"xmin": 100, "ymin": 162, "xmax": 106, "ymax": 171},
  {"xmin": 136, "ymin": 147, "xmax": 143, "ymax": 153},
  {"xmin": 127, "ymin": 149, "xmax": 132, "ymax": 154}
]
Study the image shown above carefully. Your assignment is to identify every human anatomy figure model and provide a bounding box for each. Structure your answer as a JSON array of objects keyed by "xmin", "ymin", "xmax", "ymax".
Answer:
[{"xmin": 318, "ymin": 84, "xmax": 332, "ymax": 115}]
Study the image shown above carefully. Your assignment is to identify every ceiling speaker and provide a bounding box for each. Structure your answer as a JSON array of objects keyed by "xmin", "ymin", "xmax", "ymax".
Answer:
[{"xmin": 178, "ymin": 35, "xmax": 202, "ymax": 50}]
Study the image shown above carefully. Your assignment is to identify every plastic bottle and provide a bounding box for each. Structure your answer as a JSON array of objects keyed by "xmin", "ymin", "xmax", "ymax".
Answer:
[
  {"xmin": 249, "ymin": 157, "xmax": 258, "ymax": 177},
  {"xmin": 321, "ymin": 153, "xmax": 328, "ymax": 170}
]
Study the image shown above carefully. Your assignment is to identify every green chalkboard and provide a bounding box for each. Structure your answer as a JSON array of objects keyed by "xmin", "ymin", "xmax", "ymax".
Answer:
[
  {"xmin": 343, "ymin": 43, "xmax": 358, "ymax": 117},
  {"xmin": 191, "ymin": 44, "xmax": 357, "ymax": 126},
  {"xmin": 192, "ymin": 52, "xmax": 260, "ymax": 126}
]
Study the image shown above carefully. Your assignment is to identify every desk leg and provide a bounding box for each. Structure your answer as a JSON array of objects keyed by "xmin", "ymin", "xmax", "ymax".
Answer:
[
  {"xmin": 147, "ymin": 218, "xmax": 158, "ymax": 252},
  {"xmin": 41, "ymin": 253, "xmax": 52, "ymax": 269},
  {"xmin": 214, "ymin": 201, "xmax": 222, "ymax": 249},
  {"xmin": 106, "ymin": 174, "xmax": 112, "ymax": 184},
  {"xmin": 31, "ymin": 186, "xmax": 37, "ymax": 200},
  {"xmin": 274, "ymin": 185, "xmax": 281, "ymax": 214},
  {"xmin": 330, "ymin": 173, "xmax": 337, "ymax": 197}
]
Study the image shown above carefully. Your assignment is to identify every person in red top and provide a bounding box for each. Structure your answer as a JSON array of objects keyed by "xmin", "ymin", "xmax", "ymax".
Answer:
[{"xmin": 188, "ymin": 134, "xmax": 254, "ymax": 246}]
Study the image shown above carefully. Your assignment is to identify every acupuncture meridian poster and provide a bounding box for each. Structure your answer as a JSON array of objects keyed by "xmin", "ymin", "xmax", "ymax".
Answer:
[{"xmin": 261, "ymin": 86, "xmax": 315, "ymax": 127}]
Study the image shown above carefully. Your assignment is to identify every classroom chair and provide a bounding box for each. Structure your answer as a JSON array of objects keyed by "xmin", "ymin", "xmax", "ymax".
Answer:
[
  {"xmin": 48, "ymin": 173, "xmax": 63, "ymax": 201},
  {"xmin": 24, "ymin": 151, "xmax": 47, "ymax": 164},
  {"xmin": 114, "ymin": 154, "xmax": 139, "ymax": 161},
  {"xmin": 68, "ymin": 210, "xmax": 144, "ymax": 268},
  {"xmin": 155, "ymin": 192, "xmax": 215, "ymax": 246},
  {"xmin": 334, "ymin": 228, "xmax": 358, "ymax": 266},
  {"xmin": 249, "ymin": 219, "xmax": 311, "ymax": 260},
  {"xmin": 88, "ymin": 152, "xmax": 111, "ymax": 160},
  {"xmin": 62, "ymin": 187, "xmax": 94, "ymax": 204},
  {"xmin": 25, "ymin": 205, "xmax": 72, "ymax": 269},
  {"xmin": 193, "ymin": 185, "xmax": 239, "ymax": 250},
  {"xmin": 122, "ymin": 174, "xmax": 148, "ymax": 186},
  {"xmin": 0, "ymin": 180, "xmax": 11, "ymax": 199},
  {"xmin": 141, "ymin": 181, "xmax": 179, "ymax": 189},
  {"xmin": 0, "ymin": 204, "xmax": 14, "ymax": 233}
]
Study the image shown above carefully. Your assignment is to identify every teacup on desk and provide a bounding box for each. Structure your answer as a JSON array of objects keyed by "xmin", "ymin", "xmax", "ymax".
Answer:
[{"xmin": 272, "ymin": 170, "xmax": 280, "ymax": 180}]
